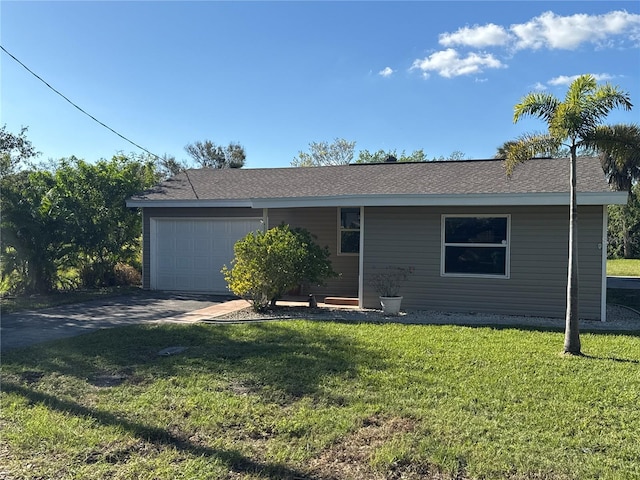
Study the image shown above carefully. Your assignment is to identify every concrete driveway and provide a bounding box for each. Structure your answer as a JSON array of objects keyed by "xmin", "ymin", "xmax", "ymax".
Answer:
[{"xmin": 1, "ymin": 292, "xmax": 232, "ymax": 352}]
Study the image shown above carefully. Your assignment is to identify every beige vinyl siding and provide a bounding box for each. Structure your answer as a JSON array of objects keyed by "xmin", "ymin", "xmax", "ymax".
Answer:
[
  {"xmin": 268, "ymin": 207, "xmax": 359, "ymax": 297},
  {"xmin": 363, "ymin": 205, "xmax": 604, "ymax": 320},
  {"xmin": 141, "ymin": 207, "xmax": 263, "ymax": 289}
]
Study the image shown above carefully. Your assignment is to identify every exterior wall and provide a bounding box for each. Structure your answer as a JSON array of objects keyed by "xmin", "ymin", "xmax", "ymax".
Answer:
[
  {"xmin": 268, "ymin": 207, "xmax": 359, "ymax": 298},
  {"xmin": 141, "ymin": 207, "xmax": 264, "ymax": 289},
  {"xmin": 362, "ymin": 205, "xmax": 604, "ymax": 320}
]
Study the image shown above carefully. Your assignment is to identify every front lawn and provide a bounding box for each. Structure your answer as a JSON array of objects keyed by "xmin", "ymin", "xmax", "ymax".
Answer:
[
  {"xmin": 607, "ymin": 258, "xmax": 640, "ymax": 277},
  {"xmin": 2, "ymin": 321, "xmax": 639, "ymax": 479}
]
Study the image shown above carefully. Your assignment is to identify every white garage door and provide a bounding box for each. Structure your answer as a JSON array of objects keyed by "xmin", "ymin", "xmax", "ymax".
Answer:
[{"xmin": 150, "ymin": 218, "xmax": 262, "ymax": 293}]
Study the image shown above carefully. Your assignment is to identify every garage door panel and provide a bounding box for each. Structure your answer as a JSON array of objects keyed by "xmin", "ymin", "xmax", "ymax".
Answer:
[{"xmin": 151, "ymin": 218, "xmax": 262, "ymax": 292}]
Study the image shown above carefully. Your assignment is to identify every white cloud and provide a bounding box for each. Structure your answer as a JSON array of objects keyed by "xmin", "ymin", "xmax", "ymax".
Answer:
[
  {"xmin": 378, "ymin": 67, "xmax": 394, "ymax": 78},
  {"xmin": 547, "ymin": 73, "xmax": 614, "ymax": 86},
  {"xmin": 533, "ymin": 82, "xmax": 547, "ymax": 91},
  {"xmin": 410, "ymin": 48, "xmax": 504, "ymax": 78},
  {"xmin": 408, "ymin": 10, "xmax": 639, "ymax": 81},
  {"xmin": 510, "ymin": 10, "xmax": 640, "ymax": 50},
  {"xmin": 439, "ymin": 23, "xmax": 511, "ymax": 48}
]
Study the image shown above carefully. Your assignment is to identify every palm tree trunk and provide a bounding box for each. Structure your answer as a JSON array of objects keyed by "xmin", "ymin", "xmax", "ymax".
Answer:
[{"xmin": 564, "ymin": 149, "xmax": 581, "ymax": 354}]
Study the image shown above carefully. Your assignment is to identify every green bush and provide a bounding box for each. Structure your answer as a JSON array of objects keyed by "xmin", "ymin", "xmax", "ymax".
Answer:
[{"xmin": 222, "ymin": 224, "xmax": 336, "ymax": 311}]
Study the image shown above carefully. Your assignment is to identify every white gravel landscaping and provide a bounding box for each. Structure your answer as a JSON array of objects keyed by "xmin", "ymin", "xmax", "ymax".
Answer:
[{"xmin": 208, "ymin": 302, "xmax": 640, "ymax": 332}]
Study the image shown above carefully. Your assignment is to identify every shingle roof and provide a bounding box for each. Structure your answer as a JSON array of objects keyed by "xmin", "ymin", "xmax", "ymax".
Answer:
[{"xmin": 128, "ymin": 157, "xmax": 625, "ymax": 207}]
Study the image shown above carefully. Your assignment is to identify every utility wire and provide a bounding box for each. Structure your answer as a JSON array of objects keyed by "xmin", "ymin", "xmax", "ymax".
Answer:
[{"xmin": 1, "ymin": 44, "xmax": 160, "ymax": 160}]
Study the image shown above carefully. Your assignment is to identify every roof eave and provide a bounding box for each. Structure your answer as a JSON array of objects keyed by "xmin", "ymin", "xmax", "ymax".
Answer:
[
  {"xmin": 126, "ymin": 191, "xmax": 628, "ymax": 209},
  {"xmin": 251, "ymin": 192, "xmax": 628, "ymax": 207},
  {"xmin": 125, "ymin": 199, "xmax": 254, "ymax": 208}
]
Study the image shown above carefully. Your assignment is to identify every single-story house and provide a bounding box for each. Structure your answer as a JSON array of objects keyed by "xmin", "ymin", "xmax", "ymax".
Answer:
[{"xmin": 126, "ymin": 157, "xmax": 627, "ymax": 321}]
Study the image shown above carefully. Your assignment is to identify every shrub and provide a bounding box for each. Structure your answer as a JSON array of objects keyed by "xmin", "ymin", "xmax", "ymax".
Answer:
[
  {"xmin": 114, "ymin": 262, "xmax": 142, "ymax": 286},
  {"xmin": 222, "ymin": 224, "xmax": 336, "ymax": 311}
]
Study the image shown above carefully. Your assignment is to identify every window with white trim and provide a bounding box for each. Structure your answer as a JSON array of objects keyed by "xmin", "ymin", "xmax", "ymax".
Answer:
[
  {"xmin": 442, "ymin": 215, "xmax": 510, "ymax": 277},
  {"xmin": 339, "ymin": 207, "xmax": 360, "ymax": 255}
]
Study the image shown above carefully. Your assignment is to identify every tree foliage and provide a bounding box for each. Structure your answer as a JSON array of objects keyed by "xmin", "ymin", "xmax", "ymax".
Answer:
[
  {"xmin": 590, "ymin": 124, "xmax": 640, "ymax": 192},
  {"xmin": 291, "ymin": 138, "xmax": 356, "ymax": 167},
  {"xmin": 222, "ymin": 224, "xmax": 337, "ymax": 311},
  {"xmin": 592, "ymin": 124, "xmax": 640, "ymax": 259},
  {"xmin": 1, "ymin": 169, "xmax": 67, "ymax": 293},
  {"xmin": 0, "ymin": 125, "xmax": 39, "ymax": 176},
  {"xmin": 185, "ymin": 140, "xmax": 246, "ymax": 169},
  {"xmin": 156, "ymin": 153, "xmax": 188, "ymax": 179},
  {"xmin": 608, "ymin": 185, "xmax": 640, "ymax": 259},
  {"xmin": 1, "ymin": 138, "xmax": 159, "ymax": 293},
  {"xmin": 433, "ymin": 150, "xmax": 468, "ymax": 161},
  {"xmin": 356, "ymin": 149, "xmax": 428, "ymax": 163},
  {"xmin": 49, "ymin": 155, "xmax": 158, "ymax": 286},
  {"xmin": 506, "ymin": 74, "xmax": 633, "ymax": 355},
  {"xmin": 356, "ymin": 149, "xmax": 467, "ymax": 163}
]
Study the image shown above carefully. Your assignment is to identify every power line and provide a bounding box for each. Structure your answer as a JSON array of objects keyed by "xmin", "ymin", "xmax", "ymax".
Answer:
[{"xmin": 0, "ymin": 44, "xmax": 160, "ymax": 160}]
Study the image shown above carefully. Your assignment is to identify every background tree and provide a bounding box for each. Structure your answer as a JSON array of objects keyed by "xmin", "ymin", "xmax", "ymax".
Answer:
[
  {"xmin": 356, "ymin": 148, "xmax": 427, "ymax": 163},
  {"xmin": 222, "ymin": 224, "xmax": 336, "ymax": 311},
  {"xmin": 608, "ymin": 185, "xmax": 640, "ymax": 259},
  {"xmin": 0, "ymin": 125, "xmax": 38, "ymax": 176},
  {"xmin": 50, "ymin": 154, "xmax": 158, "ymax": 287},
  {"xmin": 505, "ymin": 74, "xmax": 632, "ymax": 355},
  {"xmin": 589, "ymin": 123, "xmax": 640, "ymax": 259},
  {"xmin": 1, "ymin": 169, "xmax": 67, "ymax": 293},
  {"xmin": 157, "ymin": 153, "xmax": 188, "ymax": 179},
  {"xmin": 185, "ymin": 140, "xmax": 246, "ymax": 169},
  {"xmin": 433, "ymin": 150, "xmax": 468, "ymax": 161},
  {"xmin": 291, "ymin": 138, "xmax": 356, "ymax": 167},
  {"xmin": 1, "ymin": 144, "xmax": 159, "ymax": 293},
  {"xmin": 590, "ymin": 124, "xmax": 640, "ymax": 192}
]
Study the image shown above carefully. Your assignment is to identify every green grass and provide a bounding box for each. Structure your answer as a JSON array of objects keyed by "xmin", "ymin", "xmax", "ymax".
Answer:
[
  {"xmin": 607, "ymin": 258, "xmax": 640, "ymax": 277},
  {"xmin": 2, "ymin": 321, "xmax": 639, "ymax": 479}
]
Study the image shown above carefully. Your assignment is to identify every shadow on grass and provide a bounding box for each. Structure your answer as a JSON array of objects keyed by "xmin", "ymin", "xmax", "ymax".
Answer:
[
  {"xmin": 2, "ymin": 380, "xmax": 321, "ymax": 480},
  {"xmin": 580, "ymin": 354, "xmax": 640, "ymax": 364},
  {"xmin": 2, "ymin": 321, "xmax": 384, "ymax": 403},
  {"xmin": 2, "ymin": 321, "xmax": 389, "ymax": 477}
]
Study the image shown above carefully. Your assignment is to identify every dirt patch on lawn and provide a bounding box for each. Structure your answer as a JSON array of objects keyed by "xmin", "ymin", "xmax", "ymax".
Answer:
[{"xmin": 304, "ymin": 415, "xmax": 455, "ymax": 480}]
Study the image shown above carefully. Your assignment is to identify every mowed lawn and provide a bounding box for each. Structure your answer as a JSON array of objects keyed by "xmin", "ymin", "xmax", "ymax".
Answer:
[
  {"xmin": 607, "ymin": 258, "xmax": 640, "ymax": 277},
  {"xmin": 2, "ymin": 321, "xmax": 639, "ymax": 480}
]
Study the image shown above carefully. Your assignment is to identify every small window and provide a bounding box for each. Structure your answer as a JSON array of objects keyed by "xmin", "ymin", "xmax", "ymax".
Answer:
[
  {"xmin": 339, "ymin": 207, "xmax": 360, "ymax": 255},
  {"xmin": 442, "ymin": 215, "xmax": 510, "ymax": 278}
]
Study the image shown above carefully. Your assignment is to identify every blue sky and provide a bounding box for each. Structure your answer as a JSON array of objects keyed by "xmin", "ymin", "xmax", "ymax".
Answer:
[{"xmin": 2, "ymin": 1, "xmax": 639, "ymax": 169}]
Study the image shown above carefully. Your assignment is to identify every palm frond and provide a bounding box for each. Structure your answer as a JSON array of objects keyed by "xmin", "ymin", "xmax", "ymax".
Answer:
[
  {"xmin": 503, "ymin": 133, "xmax": 561, "ymax": 176},
  {"xmin": 513, "ymin": 93, "xmax": 559, "ymax": 124},
  {"xmin": 583, "ymin": 123, "xmax": 640, "ymax": 191}
]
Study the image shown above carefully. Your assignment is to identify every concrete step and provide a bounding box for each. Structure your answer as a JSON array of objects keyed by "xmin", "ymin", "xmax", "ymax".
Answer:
[{"xmin": 323, "ymin": 296, "xmax": 359, "ymax": 306}]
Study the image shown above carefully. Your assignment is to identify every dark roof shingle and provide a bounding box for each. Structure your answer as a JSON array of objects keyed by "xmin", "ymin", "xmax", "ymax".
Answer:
[{"xmin": 129, "ymin": 157, "xmax": 621, "ymax": 206}]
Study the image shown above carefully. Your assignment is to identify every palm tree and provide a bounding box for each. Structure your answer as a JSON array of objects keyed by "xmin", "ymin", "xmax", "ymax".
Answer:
[
  {"xmin": 505, "ymin": 74, "xmax": 632, "ymax": 355},
  {"xmin": 590, "ymin": 124, "xmax": 640, "ymax": 259},
  {"xmin": 589, "ymin": 124, "xmax": 640, "ymax": 191}
]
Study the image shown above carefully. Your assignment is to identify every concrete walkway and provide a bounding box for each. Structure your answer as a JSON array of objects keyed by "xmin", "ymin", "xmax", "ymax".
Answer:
[{"xmin": 165, "ymin": 299, "xmax": 252, "ymax": 323}]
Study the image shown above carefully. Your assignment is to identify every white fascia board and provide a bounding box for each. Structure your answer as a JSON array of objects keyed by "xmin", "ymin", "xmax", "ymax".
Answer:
[
  {"xmin": 127, "ymin": 191, "xmax": 627, "ymax": 209},
  {"xmin": 125, "ymin": 199, "xmax": 254, "ymax": 208},
  {"xmin": 250, "ymin": 191, "xmax": 628, "ymax": 208}
]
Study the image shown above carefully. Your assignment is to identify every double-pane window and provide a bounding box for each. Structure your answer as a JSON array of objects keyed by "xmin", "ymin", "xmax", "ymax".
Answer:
[{"xmin": 442, "ymin": 215, "xmax": 509, "ymax": 277}]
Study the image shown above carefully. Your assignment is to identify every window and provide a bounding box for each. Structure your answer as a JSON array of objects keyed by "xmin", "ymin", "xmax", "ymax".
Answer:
[
  {"xmin": 339, "ymin": 207, "xmax": 360, "ymax": 255},
  {"xmin": 442, "ymin": 215, "xmax": 510, "ymax": 277}
]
